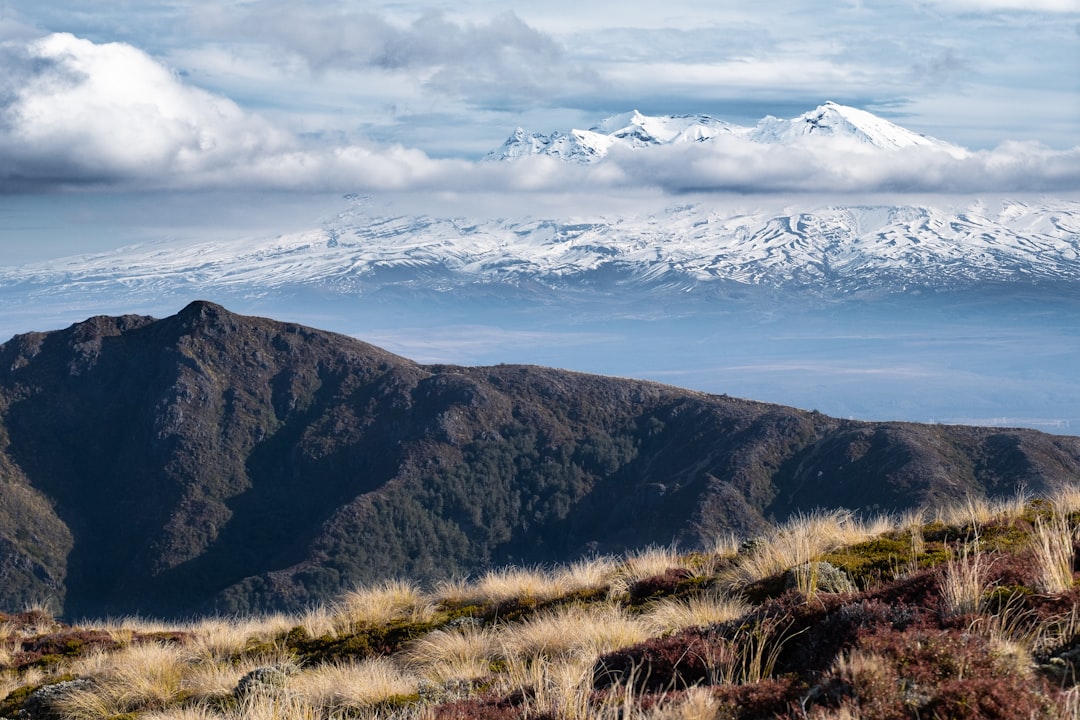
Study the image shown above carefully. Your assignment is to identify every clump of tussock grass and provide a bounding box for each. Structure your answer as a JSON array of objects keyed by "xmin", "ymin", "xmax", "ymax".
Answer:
[
  {"xmin": 933, "ymin": 488, "xmax": 1032, "ymax": 529},
  {"xmin": 1031, "ymin": 512, "xmax": 1076, "ymax": 594},
  {"xmin": 400, "ymin": 625, "xmax": 494, "ymax": 684},
  {"xmin": 331, "ymin": 580, "xmax": 435, "ymax": 635},
  {"xmin": 721, "ymin": 509, "xmax": 883, "ymax": 594},
  {"xmin": 497, "ymin": 603, "xmax": 649, "ymax": 663},
  {"xmin": 640, "ymin": 592, "xmax": 751, "ymax": 637},
  {"xmin": 939, "ymin": 535, "xmax": 991, "ymax": 617},
  {"xmin": 58, "ymin": 642, "xmax": 188, "ymax": 718},
  {"xmin": 289, "ymin": 657, "xmax": 419, "ymax": 712}
]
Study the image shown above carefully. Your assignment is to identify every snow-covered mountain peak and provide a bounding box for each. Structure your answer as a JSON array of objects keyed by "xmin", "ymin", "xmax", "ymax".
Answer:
[
  {"xmin": 490, "ymin": 103, "xmax": 967, "ymax": 163},
  {"xmin": 487, "ymin": 110, "xmax": 741, "ymax": 162},
  {"xmin": 750, "ymin": 102, "xmax": 965, "ymax": 155}
]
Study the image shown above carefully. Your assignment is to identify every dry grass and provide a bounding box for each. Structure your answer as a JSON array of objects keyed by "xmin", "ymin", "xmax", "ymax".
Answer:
[
  {"xmin": 448, "ymin": 558, "xmax": 618, "ymax": 608},
  {"xmin": 184, "ymin": 652, "xmax": 297, "ymax": 702},
  {"xmin": 498, "ymin": 603, "xmax": 649, "ymax": 662},
  {"xmin": 0, "ymin": 665, "xmax": 48, "ymax": 703},
  {"xmin": 289, "ymin": 658, "xmax": 418, "ymax": 712},
  {"xmin": 332, "ymin": 580, "xmax": 434, "ymax": 634},
  {"xmin": 620, "ymin": 546, "xmax": 687, "ymax": 583},
  {"xmin": 184, "ymin": 615, "xmax": 295, "ymax": 662},
  {"xmin": 721, "ymin": 509, "xmax": 877, "ymax": 592},
  {"xmin": 500, "ymin": 653, "xmax": 656, "ymax": 720},
  {"xmin": 142, "ymin": 693, "xmax": 326, "ymax": 720},
  {"xmin": 294, "ymin": 603, "xmax": 336, "ymax": 640},
  {"xmin": 700, "ymin": 613, "xmax": 799, "ymax": 686},
  {"xmin": 663, "ymin": 686, "xmax": 722, "ymax": 720},
  {"xmin": 59, "ymin": 642, "xmax": 187, "ymax": 718},
  {"xmin": 553, "ymin": 555, "xmax": 620, "ymax": 595},
  {"xmin": 939, "ymin": 536, "xmax": 990, "ymax": 617},
  {"xmin": 1031, "ymin": 512, "xmax": 1076, "ymax": 594},
  {"xmin": 460, "ymin": 566, "xmax": 564, "ymax": 606},
  {"xmin": 505, "ymin": 653, "xmax": 596, "ymax": 720},
  {"xmin": 400, "ymin": 625, "xmax": 494, "ymax": 684},
  {"xmin": 934, "ymin": 489, "xmax": 1031, "ymax": 528},
  {"xmin": 641, "ymin": 592, "xmax": 750, "ymax": 636},
  {"xmin": 1048, "ymin": 483, "xmax": 1080, "ymax": 515},
  {"xmin": 16, "ymin": 496, "xmax": 1080, "ymax": 719}
]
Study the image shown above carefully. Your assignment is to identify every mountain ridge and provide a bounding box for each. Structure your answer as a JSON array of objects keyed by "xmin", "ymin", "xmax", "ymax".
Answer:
[
  {"xmin": 4, "ymin": 198, "xmax": 1078, "ymax": 311},
  {"xmin": 487, "ymin": 102, "xmax": 963, "ymax": 162},
  {"xmin": 1, "ymin": 302, "xmax": 1079, "ymax": 618}
]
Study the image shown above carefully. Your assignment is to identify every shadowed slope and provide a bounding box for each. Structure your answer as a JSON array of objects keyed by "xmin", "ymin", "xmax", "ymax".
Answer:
[{"xmin": 1, "ymin": 301, "xmax": 1078, "ymax": 617}]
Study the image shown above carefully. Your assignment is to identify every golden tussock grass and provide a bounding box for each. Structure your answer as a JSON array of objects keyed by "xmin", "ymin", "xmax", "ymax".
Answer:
[
  {"xmin": 332, "ymin": 580, "xmax": 435, "ymax": 634},
  {"xmin": 183, "ymin": 651, "xmax": 297, "ymax": 703},
  {"xmin": 939, "ymin": 536, "xmax": 990, "ymax": 617},
  {"xmin": 59, "ymin": 642, "xmax": 187, "ymax": 718},
  {"xmin": 619, "ymin": 545, "xmax": 687, "ymax": 583},
  {"xmin": 1031, "ymin": 512, "xmax": 1077, "ymax": 594},
  {"xmin": 289, "ymin": 657, "xmax": 419, "ymax": 712},
  {"xmin": 143, "ymin": 693, "xmax": 325, "ymax": 720},
  {"xmin": 1048, "ymin": 483, "xmax": 1080, "ymax": 516},
  {"xmin": 16, "ymin": 493, "xmax": 1080, "ymax": 719},
  {"xmin": 185, "ymin": 615, "xmax": 296, "ymax": 663},
  {"xmin": 400, "ymin": 625, "xmax": 494, "ymax": 684},
  {"xmin": 640, "ymin": 592, "xmax": 750, "ymax": 636},
  {"xmin": 455, "ymin": 565, "xmax": 573, "ymax": 606},
  {"xmin": 497, "ymin": 603, "xmax": 649, "ymax": 662},
  {"xmin": 721, "ymin": 509, "xmax": 880, "ymax": 592},
  {"xmin": 663, "ymin": 686, "xmax": 721, "ymax": 720},
  {"xmin": 933, "ymin": 488, "xmax": 1031, "ymax": 529},
  {"xmin": 553, "ymin": 555, "xmax": 621, "ymax": 595}
]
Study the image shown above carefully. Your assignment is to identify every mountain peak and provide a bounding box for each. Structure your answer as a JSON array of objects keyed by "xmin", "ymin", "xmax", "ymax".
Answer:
[
  {"xmin": 489, "ymin": 103, "xmax": 964, "ymax": 162},
  {"xmin": 750, "ymin": 102, "xmax": 963, "ymax": 154},
  {"xmin": 176, "ymin": 299, "xmax": 232, "ymax": 327}
]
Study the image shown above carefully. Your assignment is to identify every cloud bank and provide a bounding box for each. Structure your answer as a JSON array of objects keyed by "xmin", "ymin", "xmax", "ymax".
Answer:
[
  {"xmin": 196, "ymin": 6, "xmax": 596, "ymax": 108},
  {"xmin": 0, "ymin": 33, "xmax": 1077, "ymax": 196}
]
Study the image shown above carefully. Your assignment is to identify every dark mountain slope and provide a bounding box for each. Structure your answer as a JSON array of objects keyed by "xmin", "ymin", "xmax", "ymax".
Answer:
[{"xmin": 1, "ymin": 301, "xmax": 1078, "ymax": 618}]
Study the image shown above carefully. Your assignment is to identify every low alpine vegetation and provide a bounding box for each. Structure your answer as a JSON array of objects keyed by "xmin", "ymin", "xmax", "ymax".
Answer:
[{"xmin": 4, "ymin": 491, "xmax": 1080, "ymax": 719}]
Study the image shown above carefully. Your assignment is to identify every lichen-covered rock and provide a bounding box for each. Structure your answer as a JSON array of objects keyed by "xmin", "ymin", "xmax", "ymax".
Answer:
[
  {"xmin": 19, "ymin": 679, "xmax": 93, "ymax": 720},
  {"xmin": 784, "ymin": 561, "xmax": 856, "ymax": 594},
  {"xmin": 234, "ymin": 664, "xmax": 297, "ymax": 698}
]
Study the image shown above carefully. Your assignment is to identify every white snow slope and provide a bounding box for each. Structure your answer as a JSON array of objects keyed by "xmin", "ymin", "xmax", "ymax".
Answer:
[{"xmin": 3, "ymin": 197, "xmax": 1078, "ymax": 307}]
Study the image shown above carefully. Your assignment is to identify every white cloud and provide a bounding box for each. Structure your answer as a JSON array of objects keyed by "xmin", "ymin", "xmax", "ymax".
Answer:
[
  {"xmin": 196, "ymin": 5, "xmax": 597, "ymax": 108},
  {"xmin": 0, "ymin": 32, "xmax": 1077, "ymax": 195},
  {"xmin": 0, "ymin": 32, "xmax": 463, "ymax": 191},
  {"xmin": 599, "ymin": 135, "xmax": 1080, "ymax": 194},
  {"xmin": 0, "ymin": 33, "xmax": 292, "ymax": 186}
]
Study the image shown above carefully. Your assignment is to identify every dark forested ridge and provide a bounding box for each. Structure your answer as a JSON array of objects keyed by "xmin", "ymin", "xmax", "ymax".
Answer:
[{"xmin": 1, "ymin": 301, "xmax": 1078, "ymax": 618}]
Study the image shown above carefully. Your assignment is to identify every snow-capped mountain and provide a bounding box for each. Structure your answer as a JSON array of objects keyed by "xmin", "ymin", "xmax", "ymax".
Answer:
[
  {"xmin": 4, "ymin": 198, "xmax": 1078, "ymax": 307},
  {"xmin": 749, "ymin": 102, "xmax": 963, "ymax": 154},
  {"xmin": 489, "ymin": 102, "xmax": 963, "ymax": 162},
  {"xmin": 489, "ymin": 111, "xmax": 740, "ymax": 162}
]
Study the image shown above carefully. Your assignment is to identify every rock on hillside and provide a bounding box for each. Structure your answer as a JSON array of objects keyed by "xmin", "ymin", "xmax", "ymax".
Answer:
[{"xmin": 1, "ymin": 301, "xmax": 1079, "ymax": 618}]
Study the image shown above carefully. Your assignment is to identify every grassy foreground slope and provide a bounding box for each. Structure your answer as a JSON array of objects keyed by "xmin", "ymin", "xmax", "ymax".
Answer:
[{"xmin": 5, "ymin": 492, "xmax": 1080, "ymax": 719}]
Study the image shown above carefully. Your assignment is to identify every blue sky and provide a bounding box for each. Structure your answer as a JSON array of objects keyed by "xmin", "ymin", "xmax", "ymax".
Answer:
[
  {"xmin": 1, "ymin": 2, "xmax": 1077, "ymax": 158},
  {"xmin": 0, "ymin": 0, "xmax": 1078, "ymax": 259}
]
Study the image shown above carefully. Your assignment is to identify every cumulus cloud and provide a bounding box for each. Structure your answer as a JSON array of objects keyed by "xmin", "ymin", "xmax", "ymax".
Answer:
[
  {"xmin": 0, "ymin": 32, "xmax": 1077, "ymax": 196},
  {"xmin": 599, "ymin": 135, "xmax": 1080, "ymax": 194},
  {"xmin": 0, "ymin": 32, "xmax": 461, "ymax": 191},
  {"xmin": 0, "ymin": 33, "xmax": 293, "ymax": 187},
  {"xmin": 197, "ymin": 4, "xmax": 596, "ymax": 108}
]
